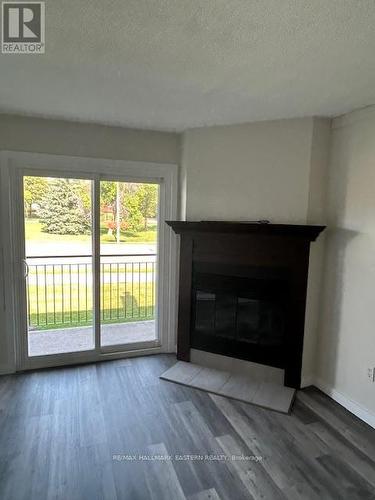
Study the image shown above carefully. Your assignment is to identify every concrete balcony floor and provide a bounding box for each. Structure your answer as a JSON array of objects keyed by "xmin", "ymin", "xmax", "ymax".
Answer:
[{"xmin": 28, "ymin": 320, "xmax": 156, "ymax": 356}]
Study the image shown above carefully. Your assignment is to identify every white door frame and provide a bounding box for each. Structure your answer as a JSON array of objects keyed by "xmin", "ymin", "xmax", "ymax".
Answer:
[{"xmin": 0, "ymin": 151, "xmax": 178, "ymax": 372}]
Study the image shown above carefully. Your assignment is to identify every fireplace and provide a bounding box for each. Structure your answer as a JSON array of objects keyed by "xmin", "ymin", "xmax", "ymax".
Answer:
[{"xmin": 167, "ymin": 221, "xmax": 325, "ymax": 388}]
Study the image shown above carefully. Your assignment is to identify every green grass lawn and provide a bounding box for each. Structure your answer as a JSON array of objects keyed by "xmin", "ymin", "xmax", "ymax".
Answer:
[
  {"xmin": 25, "ymin": 219, "xmax": 157, "ymax": 244},
  {"xmin": 27, "ymin": 280, "xmax": 156, "ymax": 330},
  {"xmin": 100, "ymin": 225, "xmax": 157, "ymax": 243}
]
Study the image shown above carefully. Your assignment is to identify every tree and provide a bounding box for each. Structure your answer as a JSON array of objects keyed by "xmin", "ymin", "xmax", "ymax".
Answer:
[
  {"xmin": 100, "ymin": 181, "xmax": 117, "ymax": 210},
  {"xmin": 38, "ymin": 179, "xmax": 91, "ymax": 235},
  {"xmin": 114, "ymin": 184, "xmax": 142, "ymax": 232},
  {"xmin": 136, "ymin": 184, "xmax": 158, "ymax": 229},
  {"xmin": 120, "ymin": 183, "xmax": 158, "ymax": 232},
  {"xmin": 123, "ymin": 188, "xmax": 144, "ymax": 232},
  {"xmin": 99, "ymin": 182, "xmax": 158, "ymax": 237},
  {"xmin": 24, "ymin": 176, "xmax": 48, "ymax": 217},
  {"xmin": 73, "ymin": 181, "xmax": 91, "ymax": 214}
]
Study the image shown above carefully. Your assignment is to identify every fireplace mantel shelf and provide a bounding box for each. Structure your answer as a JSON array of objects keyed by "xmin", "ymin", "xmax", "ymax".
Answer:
[{"xmin": 166, "ymin": 221, "xmax": 325, "ymax": 241}]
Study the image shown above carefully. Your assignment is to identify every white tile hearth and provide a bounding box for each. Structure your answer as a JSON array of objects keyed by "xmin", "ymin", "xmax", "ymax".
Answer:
[
  {"xmin": 159, "ymin": 360, "xmax": 203, "ymax": 384},
  {"xmin": 251, "ymin": 381, "xmax": 295, "ymax": 411},
  {"xmin": 219, "ymin": 374, "xmax": 260, "ymax": 402},
  {"xmin": 190, "ymin": 367, "xmax": 231, "ymax": 392},
  {"xmin": 160, "ymin": 361, "xmax": 295, "ymax": 413}
]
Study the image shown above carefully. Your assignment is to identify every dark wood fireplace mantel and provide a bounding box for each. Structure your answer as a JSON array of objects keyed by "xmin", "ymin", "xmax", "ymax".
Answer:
[
  {"xmin": 167, "ymin": 221, "xmax": 325, "ymax": 389},
  {"xmin": 167, "ymin": 221, "xmax": 324, "ymax": 239}
]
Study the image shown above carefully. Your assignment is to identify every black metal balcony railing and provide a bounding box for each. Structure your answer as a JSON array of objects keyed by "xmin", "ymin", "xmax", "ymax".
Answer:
[{"xmin": 26, "ymin": 254, "xmax": 156, "ymax": 330}]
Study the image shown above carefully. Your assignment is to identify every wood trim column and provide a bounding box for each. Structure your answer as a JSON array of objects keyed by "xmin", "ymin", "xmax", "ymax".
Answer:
[{"xmin": 176, "ymin": 234, "xmax": 193, "ymax": 361}]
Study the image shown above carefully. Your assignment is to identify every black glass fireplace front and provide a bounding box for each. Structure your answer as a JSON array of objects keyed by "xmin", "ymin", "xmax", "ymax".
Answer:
[{"xmin": 191, "ymin": 269, "xmax": 289, "ymax": 368}]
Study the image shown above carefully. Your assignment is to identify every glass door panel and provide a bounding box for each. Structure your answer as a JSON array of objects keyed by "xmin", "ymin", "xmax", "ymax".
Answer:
[
  {"xmin": 23, "ymin": 175, "xmax": 95, "ymax": 356},
  {"xmin": 99, "ymin": 180, "xmax": 158, "ymax": 347}
]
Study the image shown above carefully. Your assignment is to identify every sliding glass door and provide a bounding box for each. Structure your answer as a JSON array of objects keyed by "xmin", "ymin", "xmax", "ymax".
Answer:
[
  {"xmin": 99, "ymin": 180, "xmax": 158, "ymax": 349},
  {"xmin": 23, "ymin": 175, "xmax": 95, "ymax": 357},
  {"xmin": 17, "ymin": 171, "xmax": 162, "ymax": 368}
]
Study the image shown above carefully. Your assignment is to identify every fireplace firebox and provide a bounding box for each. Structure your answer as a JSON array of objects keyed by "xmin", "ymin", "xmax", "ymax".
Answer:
[
  {"xmin": 192, "ymin": 265, "xmax": 288, "ymax": 367},
  {"xmin": 167, "ymin": 221, "xmax": 325, "ymax": 388}
]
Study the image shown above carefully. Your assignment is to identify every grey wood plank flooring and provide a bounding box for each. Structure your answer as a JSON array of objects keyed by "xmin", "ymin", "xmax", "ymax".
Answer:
[
  {"xmin": 0, "ymin": 354, "xmax": 375, "ymax": 500},
  {"xmin": 188, "ymin": 488, "xmax": 221, "ymax": 500}
]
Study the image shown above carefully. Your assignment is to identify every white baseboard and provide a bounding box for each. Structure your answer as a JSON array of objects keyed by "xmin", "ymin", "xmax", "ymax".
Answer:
[{"xmin": 314, "ymin": 377, "xmax": 375, "ymax": 429}]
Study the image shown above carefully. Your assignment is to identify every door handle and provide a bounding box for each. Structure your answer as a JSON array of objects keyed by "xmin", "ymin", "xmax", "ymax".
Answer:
[{"xmin": 22, "ymin": 259, "xmax": 29, "ymax": 279}]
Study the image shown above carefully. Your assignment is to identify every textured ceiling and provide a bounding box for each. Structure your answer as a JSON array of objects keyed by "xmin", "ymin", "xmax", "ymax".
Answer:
[{"xmin": 1, "ymin": 0, "xmax": 375, "ymax": 131}]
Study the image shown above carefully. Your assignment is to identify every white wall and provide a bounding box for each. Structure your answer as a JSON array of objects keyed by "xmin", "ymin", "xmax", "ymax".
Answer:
[
  {"xmin": 0, "ymin": 114, "xmax": 180, "ymax": 164},
  {"xmin": 181, "ymin": 117, "xmax": 331, "ymax": 383},
  {"xmin": 181, "ymin": 118, "xmax": 314, "ymax": 222},
  {"xmin": 302, "ymin": 119, "xmax": 331, "ymax": 384},
  {"xmin": 316, "ymin": 106, "xmax": 375, "ymax": 423},
  {"xmin": 0, "ymin": 114, "xmax": 180, "ymax": 373}
]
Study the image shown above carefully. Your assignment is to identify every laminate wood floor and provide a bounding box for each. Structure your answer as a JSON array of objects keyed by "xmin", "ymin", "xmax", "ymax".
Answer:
[{"xmin": 0, "ymin": 354, "xmax": 374, "ymax": 500}]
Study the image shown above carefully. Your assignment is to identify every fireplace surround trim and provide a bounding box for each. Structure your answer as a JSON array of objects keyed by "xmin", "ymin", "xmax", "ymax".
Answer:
[{"xmin": 167, "ymin": 221, "xmax": 326, "ymax": 389}]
